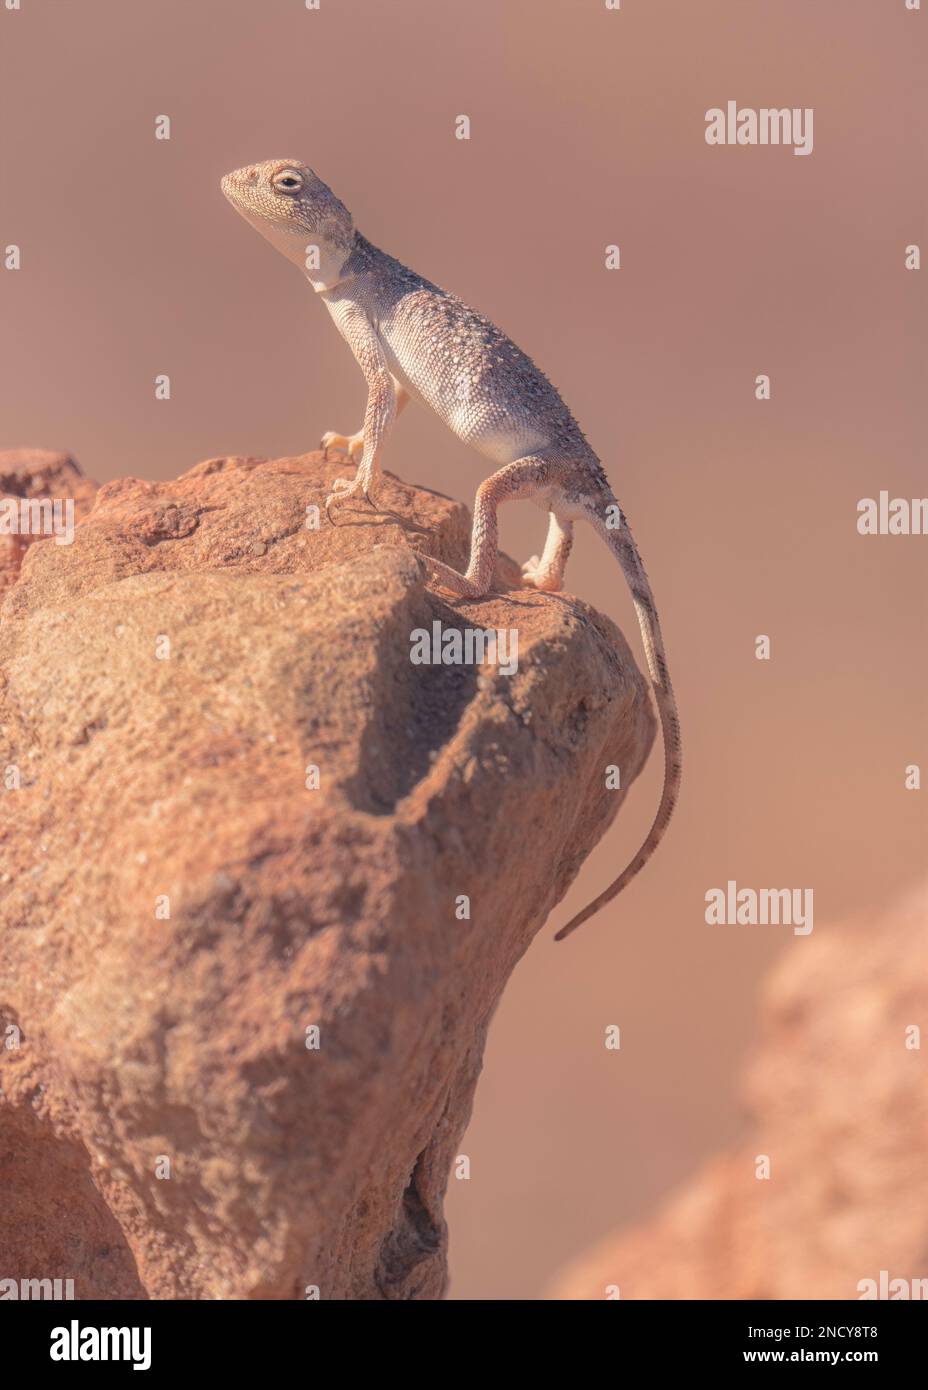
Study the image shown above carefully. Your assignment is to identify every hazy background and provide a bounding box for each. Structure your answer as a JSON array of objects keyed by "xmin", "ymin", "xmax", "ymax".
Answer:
[{"xmin": 2, "ymin": 0, "xmax": 925, "ymax": 1299}]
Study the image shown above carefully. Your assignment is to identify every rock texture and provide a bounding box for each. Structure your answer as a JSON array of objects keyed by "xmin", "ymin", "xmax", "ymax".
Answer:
[
  {"xmin": 0, "ymin": 449, "xmax": 98, "ymax": 598},
  {"xmin": 550, "ymin": 882, "xmax": 928, "ymax": 1300},
  {"xmin": 0, "ymin": 451, "xmax": 654, "ymax": 1300}
]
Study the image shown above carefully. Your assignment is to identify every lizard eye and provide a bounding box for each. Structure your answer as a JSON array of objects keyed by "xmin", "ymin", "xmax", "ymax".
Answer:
[{"xmin": 273, "ymin": 170, "xmax": 303, "ymax": 193}]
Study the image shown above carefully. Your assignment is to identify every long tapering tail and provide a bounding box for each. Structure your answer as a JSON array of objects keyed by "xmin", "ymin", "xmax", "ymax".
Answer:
[{"xmin": 555, "ymin": 493, "xmax": 681, "ymax": 941}]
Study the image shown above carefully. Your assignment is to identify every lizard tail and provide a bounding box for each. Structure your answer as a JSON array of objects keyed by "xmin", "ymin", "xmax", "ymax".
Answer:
[{"xmin": 555, "ymin": 490, "xmax": 681, "ymax": 941}]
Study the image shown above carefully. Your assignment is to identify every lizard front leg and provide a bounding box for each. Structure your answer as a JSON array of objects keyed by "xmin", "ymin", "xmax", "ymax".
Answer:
[
  {"xmin": 321, "ymin": 378, "xmax": 408, "ymax": 462},
  {"xmin": 325, "ymin": 373, "xmax": 395, "ymax": 520},
  {"xmin": 323, "ymin": 307, "xmax": 397, "ymax": 522}
]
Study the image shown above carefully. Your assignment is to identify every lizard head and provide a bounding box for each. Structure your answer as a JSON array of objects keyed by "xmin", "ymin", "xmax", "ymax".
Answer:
[{"xmin": 221, "ymin": 159, "xmax": 355, "ymax": 283}]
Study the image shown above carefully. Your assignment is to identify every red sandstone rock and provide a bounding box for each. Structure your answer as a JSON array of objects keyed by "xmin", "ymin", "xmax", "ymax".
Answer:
[
  {"xmin": 549, "ymin": 882, "xmax": 928, "ymax": 1300},
  {"xmin": 0, "ymin": 451, "xmax": 654, "ymax": 1299},
  {"xmin": 0, "ymin": 449, "xmax": 98, "ymax": 598}
]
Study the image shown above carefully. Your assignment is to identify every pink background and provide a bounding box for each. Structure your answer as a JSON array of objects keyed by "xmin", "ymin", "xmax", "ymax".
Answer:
[{"xmin": 2, "ymin": 0, "xmax": 925, "ymax": 1298}]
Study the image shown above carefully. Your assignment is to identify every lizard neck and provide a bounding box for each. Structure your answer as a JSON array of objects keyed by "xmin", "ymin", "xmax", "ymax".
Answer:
[
  {"xmin": 303, "ymin": 247, "xmax": 353, "ymax": 295},
  {"xmin": 317, "ymin": 231, "xmax": 382, "ymax": 290},
  {"xmin": 311, "ymin": 230, "xmax": 382, "ymax": 297}
]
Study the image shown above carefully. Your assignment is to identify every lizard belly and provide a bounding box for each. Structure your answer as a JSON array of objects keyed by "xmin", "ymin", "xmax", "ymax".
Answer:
[
  {"xmin": 386, "ymin": 350, "xmax": 548, "ymax": 464},
  {"xmin": 454, "ymin": 414, "xmax": 548, "ymax": 465}
]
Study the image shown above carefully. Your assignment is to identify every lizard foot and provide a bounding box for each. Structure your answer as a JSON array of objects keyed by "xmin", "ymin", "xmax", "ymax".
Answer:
[
  {"xmin": 324, "ymin": 475, "xmax": 377, "ymax": 525},
  {"xmin": 320, "ymin": 431, "xmax": 364, "ymax": 463},
  {"xmin": 521, "ymin": 556, "xmax": 562, "ymax": 592}
]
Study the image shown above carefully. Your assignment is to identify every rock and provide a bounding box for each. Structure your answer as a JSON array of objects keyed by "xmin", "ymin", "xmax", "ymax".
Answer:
[
  {"xmin": 549, "ymin": 882, "xmax": 928, "ymax": 1300},
  {"xmin": 0, "ymin": 449, "xmax": 98, "ymax": 598},
  {"xmin": 0, "ymin": 451, "xmax": 655, "ymax": 1300}
]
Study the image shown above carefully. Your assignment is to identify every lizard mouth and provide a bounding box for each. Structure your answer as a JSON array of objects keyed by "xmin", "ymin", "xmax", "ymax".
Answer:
[{"xmin": 220, "ymin": 174, "xmax": 240, "ymax": 206}]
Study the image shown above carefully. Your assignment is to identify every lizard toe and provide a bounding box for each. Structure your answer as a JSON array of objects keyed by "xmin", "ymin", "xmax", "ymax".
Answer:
[
  {"xmin": 321, "ymin": 432, "xmax": 365, "ymax": 462},
  {"xmin": 324, "ymin": 475, "xmax": 367, "ymax": 524}
]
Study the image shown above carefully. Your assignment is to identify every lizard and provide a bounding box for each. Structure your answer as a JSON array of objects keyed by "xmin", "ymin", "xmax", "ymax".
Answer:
[{"xmin": 221, "ymin": 158, "xmax": 681, "ymax": 941}]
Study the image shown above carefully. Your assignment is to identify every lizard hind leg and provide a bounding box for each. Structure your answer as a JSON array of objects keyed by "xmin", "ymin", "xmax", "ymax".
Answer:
[
  {"xmin": 521, "ymin": 510, "xmax": 574, "ymax": 592},
  {"xmin": 421, "ymin": 455, "xmax": 554, "ymax": 599}
]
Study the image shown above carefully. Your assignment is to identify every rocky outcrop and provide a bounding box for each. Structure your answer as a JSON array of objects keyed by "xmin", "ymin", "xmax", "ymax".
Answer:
[
  {"xmin": 0, "ymin": 451, "xmax": 654, "ymax": 1299},
  {"xmin": 550, "ymin": 882, "xmax": 928, "ymax": 1300},
  {"xmin": 0, "ymin": 450, "xmax": 98, "ymax": 598}
]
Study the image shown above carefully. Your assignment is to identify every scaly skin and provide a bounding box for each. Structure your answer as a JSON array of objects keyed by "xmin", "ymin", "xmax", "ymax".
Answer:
[{"xmin": 221, "ymin": 158, "xmax": 681, "ymax": 938}]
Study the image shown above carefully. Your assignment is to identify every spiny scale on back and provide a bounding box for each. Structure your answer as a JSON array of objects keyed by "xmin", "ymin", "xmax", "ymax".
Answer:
[{"xmin": 221, "ymin": 157, "xmax": 679, "ymax": 940}]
